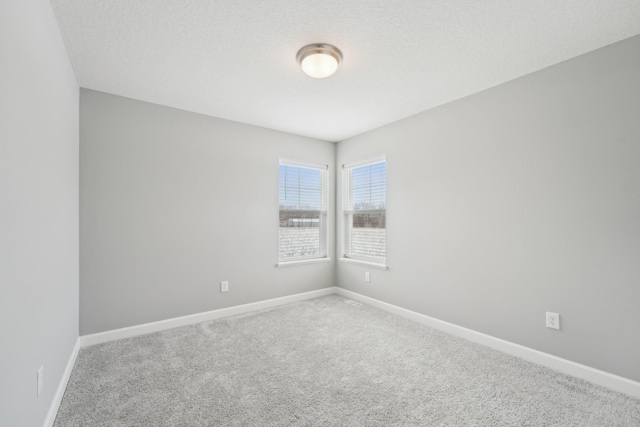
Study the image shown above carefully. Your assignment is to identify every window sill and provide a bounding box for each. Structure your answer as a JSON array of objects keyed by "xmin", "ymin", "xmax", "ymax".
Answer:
[
  {"xmin": 276, "ymin": 258, "xmax": 332, "ymax": 268},
  {"xmin": 339, "ymin": 258, "xmax": 389, "ymax": 270}
]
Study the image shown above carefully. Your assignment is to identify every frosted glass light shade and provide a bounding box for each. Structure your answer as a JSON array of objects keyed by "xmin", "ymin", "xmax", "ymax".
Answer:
[
  {"xmin": 301, "ymin": 53, "xmax": 338, "ymax": 78},
  {"xmin": 296, "ymin": 44, "xmax": 343, "ymax": 79}
]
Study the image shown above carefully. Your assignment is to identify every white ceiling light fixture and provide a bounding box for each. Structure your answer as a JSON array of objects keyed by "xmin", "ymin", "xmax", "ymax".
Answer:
[{"xmin": 296, "ymin": 43, "xmax": 343, "ymax": 79}]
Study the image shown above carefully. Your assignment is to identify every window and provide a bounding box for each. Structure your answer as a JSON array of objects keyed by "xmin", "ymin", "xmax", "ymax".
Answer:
[
  {"xmin": 278, "ymin": 160, "xmax": 328, "ymax": 263},
  {"xmin": 342, "ymin": 156, "xmax": 386, "ymax": 264}
]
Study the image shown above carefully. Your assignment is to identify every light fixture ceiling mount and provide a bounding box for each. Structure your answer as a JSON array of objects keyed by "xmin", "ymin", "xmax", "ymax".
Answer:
[{"xmin": 296, "ymin": 43, "xmax": 343, "ymax": 79}]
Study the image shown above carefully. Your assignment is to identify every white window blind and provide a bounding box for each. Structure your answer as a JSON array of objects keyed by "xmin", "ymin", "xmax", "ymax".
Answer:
[
  {"xmin": 343, "ymin": 156, "xmax": 386, "ymax": 261},
  {"xmin": 279, "ymin": 160, "xmax": 328, "ymax": 261}
]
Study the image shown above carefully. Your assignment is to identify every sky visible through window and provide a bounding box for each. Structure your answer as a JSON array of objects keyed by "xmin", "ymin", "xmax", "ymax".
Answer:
[
  {"xmin": 278, "ymin": 161, "xmax": 386, "ymax": 210},
  {"xmin": 350, "ymin": 161, "xmax": 386, "ymax": 211},
  {"xmin": 279, "ymin": 164, "xmax": 322, "ymax": 210}
]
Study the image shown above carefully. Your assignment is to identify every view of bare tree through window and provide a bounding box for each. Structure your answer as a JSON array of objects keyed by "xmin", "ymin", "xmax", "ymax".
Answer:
[
  {"xmin": 278, "ymin": 162, "xmax": 328, "ymax": 260},
  {"xmin": 344, "ymin": 159, "xmax": 386, "ymax": 260}
]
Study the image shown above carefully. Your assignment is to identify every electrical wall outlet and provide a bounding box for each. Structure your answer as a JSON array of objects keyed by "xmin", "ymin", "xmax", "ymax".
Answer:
[
  {"xmin": 37, "ymin": 366, "xmax": 44, "ymax": 397},
  {"xmin": 546, "ymin": 312, "xmax": 560, "ymax": 330},
  {"xmin": 364, "ymin": 272, "xmax": 370, "ymax": 282},
  {"xmin": 220, "ymin": 281, "xmax": 229, "ymax": 292}
]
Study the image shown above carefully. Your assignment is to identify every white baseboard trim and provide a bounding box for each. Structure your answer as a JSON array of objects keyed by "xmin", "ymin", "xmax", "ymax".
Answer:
[
  {"xmin": 80, "ymin": 287, "xmax": 338, "ymax": 347},
  {"xmin": 336, "ymin": 288, "xmax": 640, "ymax": 399},
  {"xmin": 43, "ymin": 337, "xmax": 80, "ymax": 427}
]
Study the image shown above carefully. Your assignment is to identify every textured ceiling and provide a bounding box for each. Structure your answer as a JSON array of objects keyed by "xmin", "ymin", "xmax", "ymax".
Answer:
[{"xmin": 51, "ymin": 0, "xmax": 640, "ymax": 142}]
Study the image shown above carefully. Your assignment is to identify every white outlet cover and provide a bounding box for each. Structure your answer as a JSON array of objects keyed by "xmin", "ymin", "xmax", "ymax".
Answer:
[
  {"xmin": 220, "ymin": 281, "xmax": 229, "ymax": 292},
  {"xmin": 365, "ymin": 272, "xmax": 370, "ymax": 282},
  {"xmin": 546, "ymin": 312, "xmax": 560, "ymax": 330}
]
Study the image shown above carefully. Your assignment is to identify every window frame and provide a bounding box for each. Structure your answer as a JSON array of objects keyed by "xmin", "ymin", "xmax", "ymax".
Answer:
[
  {"xmin": 341, "ymin": 154, "xmax": 388, "ymax": 269},
  {"xmin": 277, "ymin": 158, "xmax": 329, "ymax": 267}
]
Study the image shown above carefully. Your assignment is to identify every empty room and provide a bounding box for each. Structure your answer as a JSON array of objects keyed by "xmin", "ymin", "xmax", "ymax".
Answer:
[{"xmin": 2, "ymin": 0, "xmax": 640, "ymax": 426}]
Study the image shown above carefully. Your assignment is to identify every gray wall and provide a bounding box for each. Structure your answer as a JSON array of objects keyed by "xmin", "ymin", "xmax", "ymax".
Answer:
[
  {"xmin": 336, "ymin": 35, "xmax": 640, "ymax": 381},
  {"xmin": 0, "ymin": 1, "xmax": 79, "ymax": 426},
  {"xmin": 80, "ymin": 89, "xmax": 335, "ymax": 335}
]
